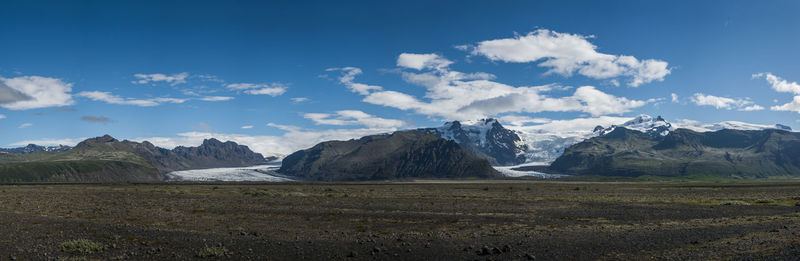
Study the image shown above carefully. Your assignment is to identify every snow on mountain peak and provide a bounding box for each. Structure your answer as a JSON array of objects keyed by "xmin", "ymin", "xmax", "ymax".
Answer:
[{"xmin": 594, "ymin": 114, "xmax": 673, "ymax": 137}]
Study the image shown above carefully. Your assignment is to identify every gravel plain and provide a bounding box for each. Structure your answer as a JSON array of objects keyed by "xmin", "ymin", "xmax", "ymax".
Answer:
[{"xmin": 0, "ymin": 181, "xmax": 798, "ymax": 260}]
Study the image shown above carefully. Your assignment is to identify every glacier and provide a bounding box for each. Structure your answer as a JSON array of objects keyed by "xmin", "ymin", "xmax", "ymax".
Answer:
[{"xmin": 166, "ymin": 164, "xmax": 293, "ymax": 182}]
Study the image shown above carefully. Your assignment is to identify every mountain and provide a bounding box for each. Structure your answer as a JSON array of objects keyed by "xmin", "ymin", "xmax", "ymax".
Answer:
[
  {"xmin": 419, "ymin": 119, "xmax": 528, "ymax": 166},
  {"xmin": 0, "ymin": 144, "xmax": 71, "ymax": 154},
  {"xmin": 0, "ymin": 135, "xmax": 269, "ymax": 182},
  {"xmin": 278, "ymin": 130, "xmax": 501, "ymax": 181},
  {"xmin": 549, "ymin": 127, "xmax": 800, "ymax": 178},
  {"xmin": 508, "ymin": 114, "xmax": 792, "ymax": 163}
]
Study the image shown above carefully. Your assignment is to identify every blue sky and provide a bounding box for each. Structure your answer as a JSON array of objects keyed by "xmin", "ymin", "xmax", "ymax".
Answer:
[{"xmin": 1, "ymin": 0, "xmax": 799, "ymax": 155}]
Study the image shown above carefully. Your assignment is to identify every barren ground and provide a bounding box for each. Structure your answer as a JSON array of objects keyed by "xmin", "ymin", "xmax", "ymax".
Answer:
[{"xmin": 0, "ymin": 181, "xmax": 799, "ymax": 260}]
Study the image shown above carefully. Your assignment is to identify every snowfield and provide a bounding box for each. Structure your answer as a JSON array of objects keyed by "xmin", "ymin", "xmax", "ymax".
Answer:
[{"xmin": 166, "ymin": 165, "xmax": 293, "ymax": 182}]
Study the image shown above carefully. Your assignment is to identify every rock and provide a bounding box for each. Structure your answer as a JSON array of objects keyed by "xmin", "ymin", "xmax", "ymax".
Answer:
[{"xmin": 525, "ymin": 253, "xmax": 536, "ymax": 260}]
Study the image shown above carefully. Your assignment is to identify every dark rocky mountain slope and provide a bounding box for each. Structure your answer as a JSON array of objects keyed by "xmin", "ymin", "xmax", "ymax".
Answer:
[
  {"xmin": 279, "ymin": 130, "xmax": 500, "ymax": 181},
  {"xmin": 549, "ymin": 127, "xmax": 800, "ymax": 178}
]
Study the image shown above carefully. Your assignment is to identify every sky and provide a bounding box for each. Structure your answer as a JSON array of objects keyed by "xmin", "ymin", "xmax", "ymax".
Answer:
[{"xmin": 1, "ymin": 0, "xmax": 799, "ymax": 155}]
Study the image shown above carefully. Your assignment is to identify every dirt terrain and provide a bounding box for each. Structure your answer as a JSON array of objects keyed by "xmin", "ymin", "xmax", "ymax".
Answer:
[{"xmin": 0, "ymin": 181, "xmax": 798, "ymax": 260}]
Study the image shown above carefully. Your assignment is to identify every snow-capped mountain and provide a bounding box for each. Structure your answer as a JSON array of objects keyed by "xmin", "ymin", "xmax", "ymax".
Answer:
[
  {"xmin": 675, "ymin": 120, "xmax": 792, "ymax": 132},
  {"xmin": 419, "ymin": 119, "xmax": 528, "ymax": 166},
  {"xmin": 594, "ymin": 115, "xmax": 673, "ymax": 137},
  {"xmin": 0, "ymin": 144, "xmax": 71, "ymax": 154},
  {"xmin": 505, "ymin": 114, "xmax": 793, "ymax": 164}
]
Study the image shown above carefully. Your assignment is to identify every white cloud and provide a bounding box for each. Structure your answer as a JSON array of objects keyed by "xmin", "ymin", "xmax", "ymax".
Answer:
[
  {"xmin": 469, "ymin": 29, "xmax": 671, "ymax": 87},
  {"xmin": 77, "ymin": 91, "xmax": 186, "ymax": 107},
  {"xmin": 198, "ymin": 96, "xmax": 234, "ymax": 101},
  {"xmin": 0, "ymin": 114, "xmax": 5, "ymax": 119},
  {"xmin": 136, "ymin": 124, "xmax": 399, "ymax": 156},
  {"xmin": 753, "ymin": 73, "xmax": 800, "ymax": 114},
  {"xmin": 396, "ymin": 53, "xmax": 453, "ymax": 70},
  {"xmin": 508, "ymin": 116, "xmax": 631, "ymax": 134},
  {"xmin": 740, "ymin": 104, "xmax": 765, "ymax": 111},
  {"xmin": 304, "ymin": 110, "xmax": 405, "ymax": 129},
  {"xmin": 226, "ymin": 83, "xmax": 287, "ymax": 96},
  {"xmin": 133, "ymin": 72, "xmax": 189, "ymax": 86},
  {"xmin": 690, "ymin": 93, "xmax": 761, "ymax": 111},
  {"xmin": 771, "ymin": 96, "xmax": 800, "ymax": 114},
  {"xmin": 0, "ymin": 76, "xmax": 74, "ymax": 110},
  {"xmin": 671, "ymin": 93, "xmax": 679, "ymax": 103},
  {"xmin": 332, "ymin": 54, "xmax": 650, "ymax": 121},
  {"xmin": 753, "ymin": 72, "xmax": 800, "ymax": 94},
  {"xmin": 9, "ymin": 137, "xmax": 87, "ymax": 147},
  {"xmin": 241, "ymin": 125, "xmax": 253, "ymax": 129},
  {"xmin": 18, "ymin": 123, "xmax": 32, "ymax": 128},
  {"xmin": 245, "ymin": 87, "xmax": 286, "ymax": 96},
  {"xmin": 326, "ymin": 67, "xmax": 383, "ymax": 95},
  {"xmin": 291, "ymin": 97, "xmax": 309, "ymax": 103},
  {"xmin": 497, "ymin": 115, "xmax": 551, "ymax": 126},
  {"xmin": 77, "ymin": 92, "xmax": 232, "ymax": 106}
]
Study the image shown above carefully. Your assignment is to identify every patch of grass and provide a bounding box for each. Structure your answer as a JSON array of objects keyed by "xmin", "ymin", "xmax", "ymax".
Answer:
[
  {"xmin": 197, "ymin": 246, "xmax": 229, "ymax": 258},
  {"xmin": 60, "ymin": 239, "xmax": 105, "ymax": 254}
]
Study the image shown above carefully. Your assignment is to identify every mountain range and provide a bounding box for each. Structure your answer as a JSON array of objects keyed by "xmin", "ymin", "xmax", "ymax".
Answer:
[
  {"xmin": 511, "ymin": 114, "xmax": 792, "ymax": 163},
  {"xmin": 549, "ymin": 127, "xmax": 800, "ymax": 178},
  {"xmin": 0, "ymin": 135, "xmax": 268, "ymax": 182},
  {"xmin": 0, "ymin": 144, "xmax": 71, "ymax": 154}
]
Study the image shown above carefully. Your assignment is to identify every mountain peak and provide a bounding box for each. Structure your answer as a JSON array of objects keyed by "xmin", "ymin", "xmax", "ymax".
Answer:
[
  {"xmin": 202, "ymin": 138, "xmax": 223, "ymax": 146},
  {"xmin": 597, "ymin": 114, "xmax": 673, "ymax": 138}
]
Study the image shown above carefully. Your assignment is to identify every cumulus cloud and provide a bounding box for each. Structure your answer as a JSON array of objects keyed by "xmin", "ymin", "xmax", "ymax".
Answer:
[
  {"xmin": 331, "ymin": 53, "xmax": 650, "ymax": 121},
  {"xmin": 671, "ymin": 93, "xmax": 679, "ymax": 103},
  {"xmin": 18, "ymin": 123, "xmax": 32, "ymax": 128},
  {"xmin": 77, "ymin": 91, "xmax": 186, "ymax": 107},
  {"xmin": 690, "ymin": 93, "xmax": 762, "ymax": 111},
  {"xmin": 771, "ymin": 96, "xmax": 800, "ymax": 114},
  {"xmin": 753, "ymin": 73, "xmax": 800, "ymax": 114},
  {"xmin": 753, "ymin": 72, "xmax": 800, "ymax": 94},
  {"xmin": 304, "ymin": 110, "xmax": 405, "ymax": 128},
  {"xmin": 469, "ymin": 29, "xmax": 671, "ymax": 87},
  {"xmin": 226, "ymin": 83, "xmax": 287, "ymax": 96},
  {"xmin": 133, "ymin": 72, "xmax": 189, "ymax": 86},
  {"xmin": 326, "ymin": 67, "xmax": 383, "ymax": 95},
  {"xmin": 396, "ymin": 53, "xmax": 453, "ymax": 70},
  {"xmin": 0, "ymin": 76, "xmax": 75, "ymax": 110},
  {"xmin": 81, "ymin": 115, "xmax": 112, "ymax": 123}
]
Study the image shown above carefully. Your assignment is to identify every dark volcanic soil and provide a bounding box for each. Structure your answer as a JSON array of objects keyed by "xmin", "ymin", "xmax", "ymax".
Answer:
[{"xmin": 0, "ymin": 181, "xmax": 799, "ymax": 260}]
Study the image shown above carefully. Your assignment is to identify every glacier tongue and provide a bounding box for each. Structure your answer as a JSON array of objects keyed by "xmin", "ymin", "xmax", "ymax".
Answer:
[{"xmin": 166, "ymin": 165, "xmax": 293, "ymax": 182}]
